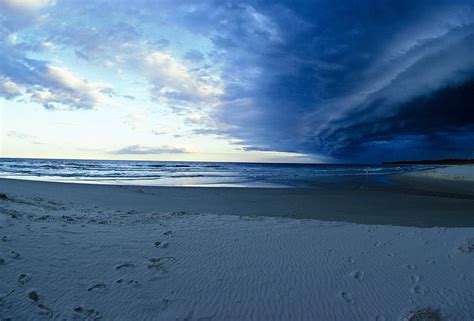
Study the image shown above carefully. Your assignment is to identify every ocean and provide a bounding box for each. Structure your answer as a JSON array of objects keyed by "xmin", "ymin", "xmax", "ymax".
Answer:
[{"xmin": 0, "ymin": 158, "xmax": 435, "ymax": 188}]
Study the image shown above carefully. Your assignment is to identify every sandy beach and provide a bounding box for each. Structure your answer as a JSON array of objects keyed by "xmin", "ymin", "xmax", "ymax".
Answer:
[
  {"xmin": 2, "ymin": 0, "xmax": 473, "ymax": 319},
  {"xmin": 1, "ymin": 166, "xmax": 473, "ymax": 320}
]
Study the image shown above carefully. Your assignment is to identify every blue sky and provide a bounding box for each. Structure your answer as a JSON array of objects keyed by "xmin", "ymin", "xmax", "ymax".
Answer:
[{"xmin": 1, "ymin": 0, "xmax": 473, "ymax": 163}]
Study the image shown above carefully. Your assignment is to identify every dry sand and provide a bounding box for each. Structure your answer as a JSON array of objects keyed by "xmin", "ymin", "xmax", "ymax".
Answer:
[
  {"xmin": 0, "ymin": 167, "xmax": 473, "ymax": 320},
  {"xmin": 407, "ymin": 165, "xmax": 474, "ymax": 181},
  {"xmin": 390, "ymin": 165, "xmax": 474, "ymax": 199}
]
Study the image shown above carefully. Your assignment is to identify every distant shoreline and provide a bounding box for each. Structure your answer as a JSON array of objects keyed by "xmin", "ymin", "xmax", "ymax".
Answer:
[{"xmin": 383, "ymin": 159, "xmax": 474, "ymax": 165}]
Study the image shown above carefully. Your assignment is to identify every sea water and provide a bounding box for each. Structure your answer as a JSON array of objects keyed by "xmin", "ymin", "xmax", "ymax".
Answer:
[{"xmin": 0, "ymin": 158, "xmax": 435, "ymax": 188}]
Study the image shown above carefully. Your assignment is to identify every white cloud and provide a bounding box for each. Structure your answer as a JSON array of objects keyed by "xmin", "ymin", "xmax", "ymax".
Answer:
[
  {"xmin": 41, "ymin": 41, "xmax": 54, "ymax": 50},
  {"xmin": 151, "ymin": 123, "xmax": 182, "ymax": 136},
  {"xmin": 36, "ymin": 65, "xmax": 114, "ymax": 109},
  {"xmin": 6, "ymin": 33, "xmax": 17, "ymax": 44},
  {"xmin": 244, "ymin": 5, "xmax": 282, "ymax": 42},
  {"xmin": 143, "ymin": 51, "xmax": 222, "ymax": 101},
  {"xmin": 0, "ymin": 77, "xmax": 23, "ymax": 99},
  {"xmin": 184, "ymin": 113, "xmax": 214, "ymax": 126},
  {"xmin": 6, "ymin": 131, "xmax": 36, "ymax": 139},
  {"xmin": 0, "ymin": 0, "xmax": 54, "ymax": 11},
  {"xmin": 110, "ymin": 145, "xmax": 188, "ymax": 155},
  {"xmin": 0, "ymin": 65, "xmax": 114, "ymax": 110},
  {"xmin": 124, "ymin": 113, "xmax": 147, "ymax": 129},
  {"xmin": 127, "ymin": 114, "xmax": 146, "ymax": 122}
]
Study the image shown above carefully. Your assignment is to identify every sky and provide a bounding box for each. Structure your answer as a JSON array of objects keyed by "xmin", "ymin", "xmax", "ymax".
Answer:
[{"xmin": 0, "ymin": 0, "xmax": 473, "ymax": 163}]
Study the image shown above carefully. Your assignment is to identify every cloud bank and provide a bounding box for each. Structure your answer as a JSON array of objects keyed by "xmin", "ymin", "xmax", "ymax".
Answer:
[
  {"xmin": 205, "ymin": 0, "xmax": 474, "ymax": 162},
  {"xmin": 111, "ymin": 145, "xmax": 188, "ymax": 155}
]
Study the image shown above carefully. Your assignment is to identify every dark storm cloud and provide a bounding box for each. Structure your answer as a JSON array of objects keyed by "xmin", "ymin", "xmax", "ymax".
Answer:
[{"xmin": 186, "ymin": 0, "xmax": 474, "ymax": 162}]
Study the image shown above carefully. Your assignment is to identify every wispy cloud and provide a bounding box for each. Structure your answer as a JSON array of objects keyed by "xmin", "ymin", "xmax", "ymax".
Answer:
[
  {"xmin": 0, "ymin": 76, "xmax": 22, "ymax": 99},
  {"xmin": 143, "ymin": 51, "xmax": 223, "ymax": 103},
  {"xmin": 6, "ymin": 131, "xmax": 36, "ymax": 139},
  {"xmin": 0, "ymin": 65, "xmax": 114, "ymax": 109},
  {"xmin": 0, "ymin": 0, "xmax": 55, "ymax": 11},
  {"xmin": 37, "ymin": 66, "xmax": 114, "ymax": 109},
  {"xmin": 110, "ymin": 145, "xmax": 188, "ymax": 155}
]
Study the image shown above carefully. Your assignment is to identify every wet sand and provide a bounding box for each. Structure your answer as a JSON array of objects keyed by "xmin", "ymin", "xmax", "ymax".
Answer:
[{"xmin": 1, "ymin": 173, "xmax": 473, "ymax": 227}]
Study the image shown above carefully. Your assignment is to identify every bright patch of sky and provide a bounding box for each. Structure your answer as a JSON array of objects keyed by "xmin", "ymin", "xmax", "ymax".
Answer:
[{"xmin": 0, "ymin": 0, "xmax": 317, "ymax": 163}]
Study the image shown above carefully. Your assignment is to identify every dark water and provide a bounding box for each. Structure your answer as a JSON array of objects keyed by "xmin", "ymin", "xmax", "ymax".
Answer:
[{"xmin": 0, "ymin": 158, "xmax": 436, "ymax": 188}]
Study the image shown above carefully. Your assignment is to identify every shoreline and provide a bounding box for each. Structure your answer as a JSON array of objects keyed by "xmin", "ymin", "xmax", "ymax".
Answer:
[{"xmin": 1, "ymin": 168, "xmax": 473, "ymax": 228}]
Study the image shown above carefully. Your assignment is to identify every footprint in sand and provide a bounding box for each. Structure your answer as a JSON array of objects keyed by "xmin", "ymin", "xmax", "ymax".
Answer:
[
  {"xmin": 410, "ymin": 275, "xmax": 420, "ymax": 284},
  {"xmin": 38, "ymin": 304, "xmax": 53, "ymax": 317},
  {"xmin": 9, "ymin": 251, "xmax": 20, "ymax": 259},
  {"xmin": 347, "ymin": 256, "xmax": 355, "ymax": 264},
  {"xmin": 147, "ymin": 258, "xmax": 166, "ymax": 270},
  {"xmin": 73, "ymin": 306, "xmax": 101, "ymax": 320},
  {"xmin": 18, "ymin": 273, "xmax": 32, "ymax": 285},
  {"xmin": 147, "ymin": 257, "xmax": 174, "ymax": 271},
  {"xmin": 115, "ymin": 263, "xmax": 135, "ymax": 270},
  {"xmin": 87, "ymin": 283, "xmax": 107, "ymax": 292},
  {"xmin": 351, "ymin": 271, "xmax": 364, "ymax": 281},
  {"xmin": 411, "ymin": 284, "xmax": 427, "ymax": 295},
  {"xmin": 405, "ymin": 264, "xmax": 417, "ymax": 270},
  {"xmin": 339, "ymin": 291, "xmax": 355, "ymax": 304},
  {"xmin": 458, "ymin": 239, "xmax": 474, "ymax": 254},
  {"xmin": 405, "ymin": 308, "xmax": 441, "ymax": 321},
  {"xmin": 127, "ymin": 280, "xmax": 140, "ymax": 287},
  {"xmin": 154, "ymin": 241, "xmax": 169, "ymax": 248},
  {"xmin": 27, "ymin": 289, "xmax": 39, "ymax": 302},
  {"xmin": 116, "ymin": 278, "xmax": 140, "ymax": 287}
]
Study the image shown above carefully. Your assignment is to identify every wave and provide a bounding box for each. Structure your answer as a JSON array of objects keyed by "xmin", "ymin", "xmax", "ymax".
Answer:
[{"xmin": 0, "ymin": 159, "xmax": 429, "ymax": 187}]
